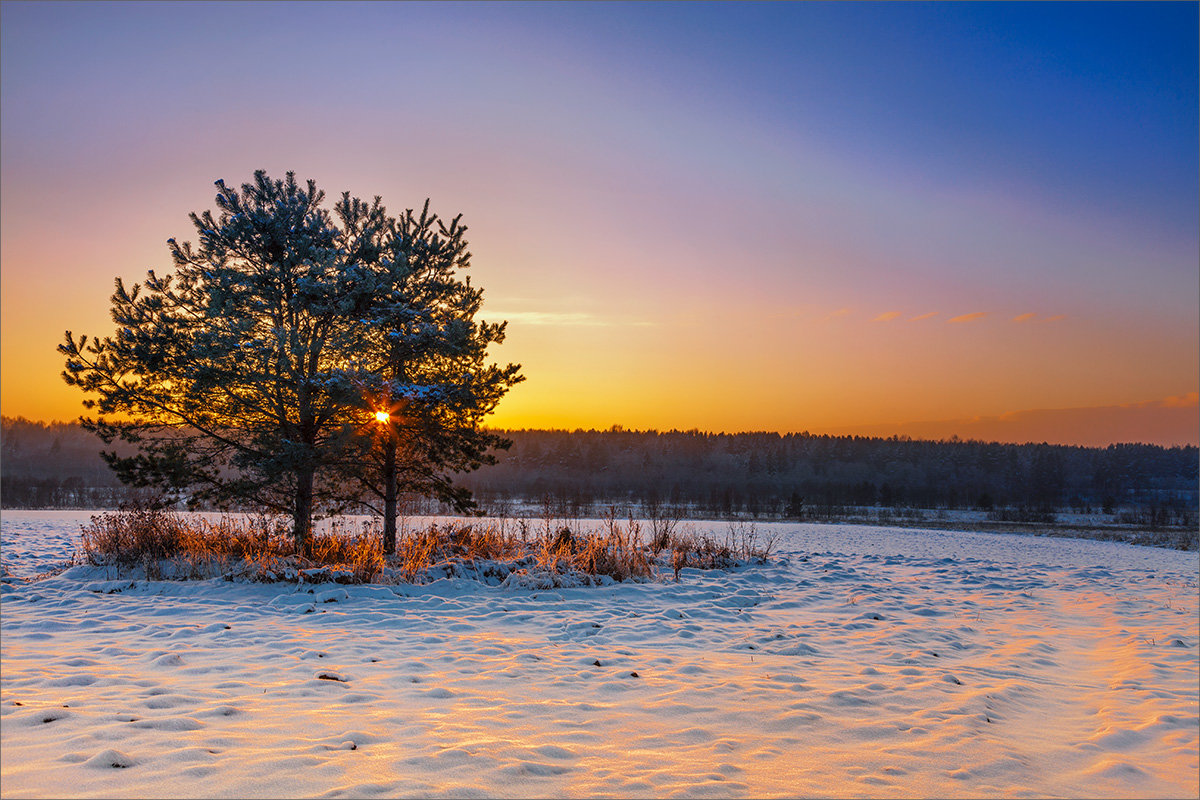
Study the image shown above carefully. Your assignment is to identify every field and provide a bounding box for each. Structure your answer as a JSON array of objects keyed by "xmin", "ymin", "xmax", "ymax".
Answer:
[{"xmin": 1, "ymin": 510, "xmax": 1197, "ymax": 798}]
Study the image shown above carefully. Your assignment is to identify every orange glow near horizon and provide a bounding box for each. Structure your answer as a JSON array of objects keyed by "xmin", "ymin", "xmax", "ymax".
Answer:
[
  {"xmin": 2, "ymin": 287, "xmax": 1197, "ymax": 447},
  {"xmin": 1, "ymin": 5, "xmax": 1195, "ymax": 450}
]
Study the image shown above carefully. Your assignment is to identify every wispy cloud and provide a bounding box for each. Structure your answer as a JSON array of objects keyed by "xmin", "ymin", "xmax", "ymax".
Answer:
[
  {"xmin": 1012, "ymin": 312, "xmax": 1067, "ymax": 323},
  {"xmin": 488, "ymin": 310, "xmax": 651, "ymax": 327},
  {"xmin": 909, "ymin": 312, "xmax": 939, "ymax": 321},
  {"xmin": 948, "ymin": 312, "xmax": 988, "ymax": 323},
  {"xmin": 1162, "ymin": 391, "xmax": 1199, "ymax": 408},
  {"xmin": 873, "ymin": 311, "xmax": 901, "ymax": 322},
  {"xmin": 824, "ymin": 308, "xmax": 851, "ymax": 321}
]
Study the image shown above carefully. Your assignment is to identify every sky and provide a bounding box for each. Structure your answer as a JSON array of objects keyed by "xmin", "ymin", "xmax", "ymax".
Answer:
[{"xmin": 2, "ymin": 1, "xmax": 1197, "ymax": 446}]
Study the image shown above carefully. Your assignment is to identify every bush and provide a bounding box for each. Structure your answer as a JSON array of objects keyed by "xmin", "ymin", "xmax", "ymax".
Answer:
[
  {"xmin": 665, "ymin": 520, "xmax": 778, "ymax": 581},
  {"xmin": 78, "ymin": 510, "xmax": 775, "ymax": 585}
]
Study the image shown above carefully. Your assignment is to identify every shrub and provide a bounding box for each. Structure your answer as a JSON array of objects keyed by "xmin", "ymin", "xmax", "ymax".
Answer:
[{"xmin": 77, "ymin": 510, "xmax": 774, "ymax": 585}]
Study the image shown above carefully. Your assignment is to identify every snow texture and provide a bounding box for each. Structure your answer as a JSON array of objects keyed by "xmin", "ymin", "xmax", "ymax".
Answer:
[{"xmin": 1, "ymin": 510, "xmax": 1197, "ymax": 798}]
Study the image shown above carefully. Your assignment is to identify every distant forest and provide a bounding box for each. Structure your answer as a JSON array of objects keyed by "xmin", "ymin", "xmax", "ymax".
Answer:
[{"xmin": 3, "ymin": 417, "xmax": 1196, "ymax": 523}]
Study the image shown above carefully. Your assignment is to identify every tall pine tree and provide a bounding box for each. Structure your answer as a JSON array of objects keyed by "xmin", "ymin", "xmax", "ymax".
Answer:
[{"xmin": 332, "ymin": 200, "xmax": 523, "ymax": 552}]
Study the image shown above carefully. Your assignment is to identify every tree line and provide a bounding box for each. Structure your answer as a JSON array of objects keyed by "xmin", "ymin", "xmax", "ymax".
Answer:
[
  {"xmin": 457, "ymin": 428, "xmax": 1198, "ymax": 520},
  {"xmin": 5, "ymin": 417, "xmax": 1196, "ymax": 522}
]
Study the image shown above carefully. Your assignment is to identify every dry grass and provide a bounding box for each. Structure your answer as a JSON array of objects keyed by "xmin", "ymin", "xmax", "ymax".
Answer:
[
  {"xmin": 389, "ymin": 523, "xmax": 525, "ymax": 582},
  {"xmin": 80, "ymin": 509, "xmax": 386, "ymax": 583},
  {"xmin": 79, "ymin": 510, "xmax": 775, "ymax": 584},
  {"xmin": 664, "ymin": 521, "xmax": 778, "ymax": 581}
]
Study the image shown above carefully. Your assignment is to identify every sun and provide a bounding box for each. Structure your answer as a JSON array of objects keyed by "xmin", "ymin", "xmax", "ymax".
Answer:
[{"xmin": 374, "ymin": 410, "xmax": 390, "ymax": 423}]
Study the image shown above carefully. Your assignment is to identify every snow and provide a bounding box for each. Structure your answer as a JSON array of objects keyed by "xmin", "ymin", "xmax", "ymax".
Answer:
[{"xmin": 2, "ymin": 510, "xmax": 1197, "ymax": 798}]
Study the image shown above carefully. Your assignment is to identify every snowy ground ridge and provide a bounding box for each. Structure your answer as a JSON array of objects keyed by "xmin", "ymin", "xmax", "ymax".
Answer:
[{"xmin": 2, "ymin": 511, "xmax": 1197, "ymax": 799}]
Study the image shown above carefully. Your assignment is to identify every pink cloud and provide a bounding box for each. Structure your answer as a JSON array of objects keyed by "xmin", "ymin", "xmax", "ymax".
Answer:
[{"xmin": 948, "ymin": 312, "xmax": 988, "ymax": 323}]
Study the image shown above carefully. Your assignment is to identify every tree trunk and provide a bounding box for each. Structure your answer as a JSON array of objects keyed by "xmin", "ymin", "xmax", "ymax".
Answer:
[
  {"xmin": 293, "ymin": 466, "xmax": 314, "ymax": 556},
  {"xmin": 382, "ymin": 428, "xmax": 398, "ymax": 554}
]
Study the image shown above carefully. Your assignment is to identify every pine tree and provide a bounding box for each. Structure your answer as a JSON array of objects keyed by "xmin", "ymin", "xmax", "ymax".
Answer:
[
  {"xmin": 61, "ymin": 172, "xmax": 420, "ymax": 551},
  {"xmin": 333, "ymin": 200, "xmax": 523, "ymax": 552}
]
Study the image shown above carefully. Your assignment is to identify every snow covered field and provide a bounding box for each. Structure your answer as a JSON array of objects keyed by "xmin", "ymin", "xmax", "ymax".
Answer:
[{"xmin": 2, "ymin": 510, "xmax": 1197, "ymax": 799}]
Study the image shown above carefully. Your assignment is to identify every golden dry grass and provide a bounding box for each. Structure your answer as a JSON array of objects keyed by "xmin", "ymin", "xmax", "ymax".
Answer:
[
  {"xmin": 79, "ymin": 509, "xmax": 774, "ymax": 584},
  {"xmin": 79, "ymin": 509, "xmax": 386, "ymax": 582}
]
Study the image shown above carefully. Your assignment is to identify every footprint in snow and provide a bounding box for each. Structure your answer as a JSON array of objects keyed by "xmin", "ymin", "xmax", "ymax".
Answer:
[
  {"xmin": 131, "ymin": 716, "xmax": 205, "ymax": 731},
  {"xmin": 47, "ymin": 674, "xmax": 97, "ymax": 687},
  {"xmin": 31, "ymin": 709, "xmax": 73, "ymax": 725},
  {"xmin": 205, "ymin": 705, "xmax": 240, "ymax": 717},
  {"xmin": 84, "ymin": 749, "xmax": 136, "ymax": 769},
  {"xmin": 534, "ymin": 744, "xmax": 576, "ymax": 759},
  {"xmin": 143, "ymin": 695, "xmax": 190, "ymax": 709}
]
